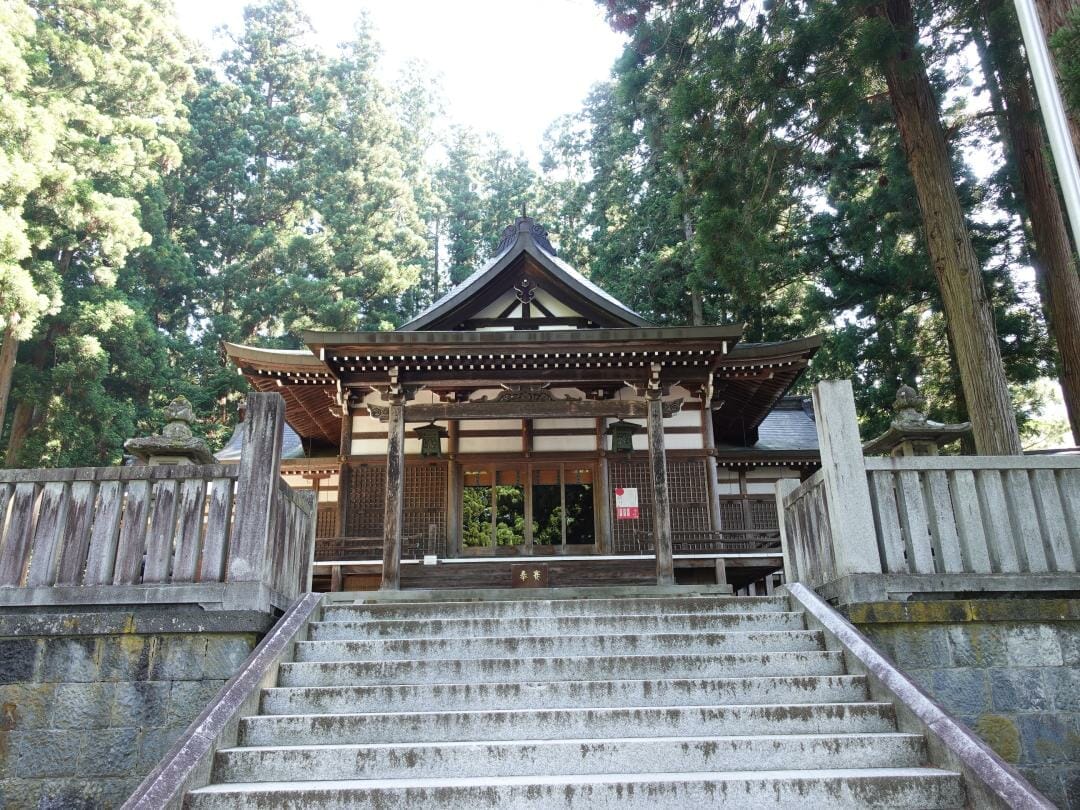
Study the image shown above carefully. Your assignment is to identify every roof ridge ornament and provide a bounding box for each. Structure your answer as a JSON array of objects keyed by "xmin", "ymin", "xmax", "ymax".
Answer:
[{"xmin": 496, "ymin": 216, "xmax": 557, "ymax": 256}]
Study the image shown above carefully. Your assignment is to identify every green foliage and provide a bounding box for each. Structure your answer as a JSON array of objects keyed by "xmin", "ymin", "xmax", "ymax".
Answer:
[
  {"xmin": 5, "ymin": 0, "xmax": 1075, "ymax": 465},
  {"xmin": 1051, "ymin": 6, "xmax": 1080, "ymax": 116}
]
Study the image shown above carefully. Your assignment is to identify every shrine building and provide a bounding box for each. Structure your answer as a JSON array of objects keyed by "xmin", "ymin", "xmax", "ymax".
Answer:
[{"xmin": 223, "ymin": 218, "xmax": 822, "ymax": 591}]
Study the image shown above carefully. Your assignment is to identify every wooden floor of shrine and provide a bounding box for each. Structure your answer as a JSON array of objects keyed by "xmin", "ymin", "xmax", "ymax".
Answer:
[{"xmin": 311, "ymin": 554, "xmax": 783, "ymax": 593}]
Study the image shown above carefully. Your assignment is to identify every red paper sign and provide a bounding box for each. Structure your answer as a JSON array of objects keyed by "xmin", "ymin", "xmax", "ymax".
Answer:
[{"xmin": 614, "ymin": 487, "xmax": 639, "ymax": 519}]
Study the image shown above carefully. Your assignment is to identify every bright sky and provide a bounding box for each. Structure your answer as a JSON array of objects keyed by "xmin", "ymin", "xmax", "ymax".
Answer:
[{"xmin": 173, "ymin": 0, "xmax": 626, "ymax": 162}]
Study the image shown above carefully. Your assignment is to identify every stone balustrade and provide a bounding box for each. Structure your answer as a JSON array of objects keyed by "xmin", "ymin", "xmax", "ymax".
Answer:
[{"xmin": 777, "ymin": 381, "xmax": 1080, "ymax": 602}]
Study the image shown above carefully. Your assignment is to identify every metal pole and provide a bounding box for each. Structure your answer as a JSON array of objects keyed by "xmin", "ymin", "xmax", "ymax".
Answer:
[{"xmin": 1013, "ymin": 0, "xmax": 1080, "ymax": 246}]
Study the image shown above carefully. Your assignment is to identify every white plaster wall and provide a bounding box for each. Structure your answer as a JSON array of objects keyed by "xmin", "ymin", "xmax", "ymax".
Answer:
[
  {"xmin": 474, "ymin": 290, "xmax": 519, "ymax": 318},
  {"xmin": 458, "ymin": 436, "xmax": 521, "ymax": 454},
  {"xmin": 532, "ymin": 436, "xmax": 595, "ymax": 452},
  {"xmin": 534, "ymin": 289, "xmax": 581, "ymax": 318},
  {"xmin": 532, "ymin": 418, "xmax": 594, "ymax": 431}
]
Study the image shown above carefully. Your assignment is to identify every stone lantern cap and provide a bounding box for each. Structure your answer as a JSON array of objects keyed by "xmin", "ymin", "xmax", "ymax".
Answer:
[
  {"xmin": 862, "ymin": 383, "xmax": 972, "ymax": 457},
  {"xmin": 124, "ymin": 396, "xmax": 215, "ymax": 465}
]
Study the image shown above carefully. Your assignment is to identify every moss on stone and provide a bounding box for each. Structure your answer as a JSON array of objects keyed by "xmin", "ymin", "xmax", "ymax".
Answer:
[{"xmin": 976, "ymin": 714, "xmax": 1021, "ymax": 763}]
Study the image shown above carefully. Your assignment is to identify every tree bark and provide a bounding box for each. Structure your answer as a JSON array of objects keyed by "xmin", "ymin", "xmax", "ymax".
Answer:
[
  {"xmin": 1033, "ymin": 0, "xmax": 1080, "ymax": 156},
  {"xmin": 876, "ymin": 0, "xmax": 1023, "ymax": 454},
  {"xmin": 5, "ymin": 400, "xmax": 35, "ymax": 467},
  {"xmin": 0, "ymin": 325, "xmax": 18, "ymax": 443},
  {"xmin": 981, "ymin": 0, "xmax": 1080, "ymax": 443}
]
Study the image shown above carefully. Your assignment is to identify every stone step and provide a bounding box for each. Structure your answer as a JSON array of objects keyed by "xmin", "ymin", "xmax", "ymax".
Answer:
[
  {"xmin": 240, "ymin": 703, "xmax": 897, "ymax": 747},
  {"xmin": 308, "ymin": 610, "xmax": 807, "ymax": 640},
  {"xmin": 261, "ymin": 674, "xmax": 870, "ymax": 715},
  {"xmin": 278, "ymin": 649, "xmax": 845, "ymax": 687},
  {"xmin": 292, "ymin": 630, "xmax": 825, "ymax": 662},
  {"xmin": 214, "ymin": 733, "xmax": 928, "ymax": 783},
  {"xmin": 186, "ymin": 768, "xmax": 966, "ymax": 809},
  {"xmin": 320, "ymin": 595, "xmax": 790, "ymax": 622}
]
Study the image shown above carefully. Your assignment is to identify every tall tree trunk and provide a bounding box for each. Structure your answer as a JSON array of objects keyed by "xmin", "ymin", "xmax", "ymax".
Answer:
[
  {"xmin": 1033, "ymin": 0, "xmax": 1080, "ymax": 156},
  {"xmin": 876, "ymin": 0, "xmax": 1023, "ymax": 454},
  {"xmin": 683, "ymin": 211, "xmax": 705, "ymax": 326},
  {"xmin": 981, "ymin": 0, "xmax": 1080, "ymax": 443},
  {"xmin": 0, "ymin": 324, "xmax": 18, "ymax": 444},
  {"xmin": 433, "ymin": 213, "xmax": 441, "ymax": 301},
  {"xmin": 5, "ymin": 400, "xmax": 35, "ymax": 468},
  {"xmin": 4, "ymin": 325, "xmax": 58, "ymax": 467}
]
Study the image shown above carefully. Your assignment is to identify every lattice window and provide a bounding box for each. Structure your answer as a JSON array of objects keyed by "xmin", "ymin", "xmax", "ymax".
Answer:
[
  {"xmin": 751, "ymin": 498, "xmax": 779, "ymax": 530},
  {"xmin": 344, "ymin": 462, "xmax": 447, "ymax": 553},
  {"xmin": 345, "ymin": 464, "xmax": 385, "ymax": 537},
  {"xmin": 315, "ymin": 504, "xmax": 338, "ymax": 538},
  {"xmin": 608, "ymin": 458, "xmax": 711, "ymax": 552},
  {"xmin": 668, "ymin": 460, "xmax": 710, "ymax": 533},
  {"xmin": 404, "ymin": 462, "xmax": 448, "ymax": 555},
  {"xmin": 719, "ymin": 497, "xmax": 779, "ymax": 532},
  {"xmin": 719, "ymin": 499, "xmax": 747, "ymax": 530},
  {"xmin": 608, "ymin": 459, "xmax": 652, "ymax": 553}
]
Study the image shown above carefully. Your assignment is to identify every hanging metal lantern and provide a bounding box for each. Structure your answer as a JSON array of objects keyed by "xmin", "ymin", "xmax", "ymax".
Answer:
[
  {"xmin": 414, "ymin": 422, "xmax": 448, "ymax": 458},
  {"xmin": 605, "ymin": 419, "xmax": 643, "ymax": 454}
]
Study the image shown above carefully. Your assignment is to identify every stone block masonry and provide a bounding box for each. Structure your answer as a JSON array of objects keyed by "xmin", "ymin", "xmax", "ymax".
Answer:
[
  {"xmin": 845, "ymin": 598, "xmax": 1080, "ymax": 808},
  {"xmin": 0, "ymin": 607, "xmax": 273, "ymax": 809}
]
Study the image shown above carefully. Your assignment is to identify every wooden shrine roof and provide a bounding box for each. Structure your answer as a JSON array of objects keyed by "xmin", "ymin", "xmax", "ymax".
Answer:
[
  {"xmin": 223, "ymin": 343, "xmax": 340, "ymax": 447},
  {"xmin": 224, "ymin": 332, "xmax": 820, "ymax": 448},
  {"xmin": 399, "ymin": 219, "xmax": 650, "ymax": 330},
  {"xmin": 223, "ymin": 217, "xmax": 821, "ymax": 449}
]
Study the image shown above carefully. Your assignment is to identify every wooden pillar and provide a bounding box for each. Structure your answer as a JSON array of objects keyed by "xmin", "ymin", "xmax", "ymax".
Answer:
[
  {"xmin": 595, "ymin": 417, "xmax": 613, "ymax": 554},
  {"xmin": 700, "ymin": 397, "xmax": 724, "ymax": 534},
  {"xmin": 446, "ymin": 419, "xmax": 461, "ymax": 556},
  {"xmin": 381, "ymin": 384, "xmax": 406, "ymax": 590},
  {"xmin": 739, "ymin": 470, "xmax": 755, "ymax": 530},
  {"xmin": 336, "ymin": 401, "xmax": 351, "ymax": 538},
  {"xmin": 647, "ymin": 381, "xmax": 674, "ymax": 585}
]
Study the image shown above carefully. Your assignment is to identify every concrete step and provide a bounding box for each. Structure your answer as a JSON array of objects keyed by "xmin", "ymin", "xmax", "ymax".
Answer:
[
  {"xmin": 292, "ymin": 630, "xmax": 825, "ymax": 662},
  {"xmin": 214, "ymin": 732, "xmax": 927, "ymax": 782},
  {"xmin": 320, "ymin": 595, "xmax": 790, "ymax": 622},
  {"xmin": 240, "ymin": 702, "xmax": 898, "ymax": 747},
  {"xmin": 308, "ymin": 610, "xmax": 807, "ymax": 640},
  {"xmin": 186, "ymin": 768, "xmax": 966, "ymax": 809},
  {"xmin": 278, "ymin": 649, "xmax": 845, "ymax": 687},
  {"xmin": 261, "ymin": 674, "xmax": 870, "ymax": 715}
]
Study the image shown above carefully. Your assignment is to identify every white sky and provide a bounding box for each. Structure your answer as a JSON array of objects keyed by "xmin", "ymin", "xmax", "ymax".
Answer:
[{"xmin": 173, "ymin": 0, "xmax": 626, "ymax": 162}]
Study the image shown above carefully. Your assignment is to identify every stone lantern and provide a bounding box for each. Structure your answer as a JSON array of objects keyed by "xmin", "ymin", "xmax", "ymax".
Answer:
[
  {"xmin": 863, "ymin": 384, "xmax": 973, "ymax": 457},
  {"xmin": 124, "ymin": 396, "xmax": 215, "ymax": 465}
]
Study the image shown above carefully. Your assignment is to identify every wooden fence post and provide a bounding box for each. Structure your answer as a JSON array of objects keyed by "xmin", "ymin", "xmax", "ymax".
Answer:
[
  {"xmin": 812, "ymin": 381, "xmax": 882, "ymax": 577},
  {"xmin": 228, "ymin": 393, "xmax": 285, "ymax": 596},
  {"xmin": 775, "ymin": 478, "xmax": 800, "ymax": 583}
]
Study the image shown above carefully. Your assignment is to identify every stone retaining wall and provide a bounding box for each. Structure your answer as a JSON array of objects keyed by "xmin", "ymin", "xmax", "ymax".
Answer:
[
  {"xmin": 846, "ymin": 598, "xmax": 1080, "ymax": 808},
  {"xmin": 0, "ymin": 607, "xmax": 273, "ymax": 809}
]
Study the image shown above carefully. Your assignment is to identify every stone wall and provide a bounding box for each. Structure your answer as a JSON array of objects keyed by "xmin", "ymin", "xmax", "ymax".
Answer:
[
  {"xmin": 845, "ymin": 598, "xmax": 1080, "ymax": 808},
  {"xmin": 0, "ymin": 607, "xmax": 273, "ymax": 809}
]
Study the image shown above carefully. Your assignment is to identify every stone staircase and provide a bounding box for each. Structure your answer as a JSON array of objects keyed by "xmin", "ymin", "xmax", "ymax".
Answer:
[{"xmin": 185, "ymin": 592, "xmax": 966, "ymax": 808}]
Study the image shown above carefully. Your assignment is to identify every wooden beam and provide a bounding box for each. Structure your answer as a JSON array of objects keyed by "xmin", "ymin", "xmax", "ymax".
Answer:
[
  {"xmin": 365, "ymin": 398, "xmax": 683, "ymax": 422},
  {"xmin": 460, "ymin": 316, "xmax": 592, "ymax": 329}
]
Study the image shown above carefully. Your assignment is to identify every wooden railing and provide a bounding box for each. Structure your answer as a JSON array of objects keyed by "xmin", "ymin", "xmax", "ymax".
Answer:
[
  {"xmin": 778, "ymin": 470, "xmax": 835, "ymax": 588},
  {"xmin": 0, "ymin": 393, "xmax": 315, "ymax": 613},
  {"xmin": 775, "ymin": 380, "xmax": 1080, "ymax": 599},
  {"xmin": 864, "ymin": 456, "xmax": 1079, "ymax": 576},
  {"xmin": 0, "ymin": 465, "xmax": 239, "ymax": 589},
  {"xmin": 618, "ymin": 529, "xmax": 782, "ymax": 555}
]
